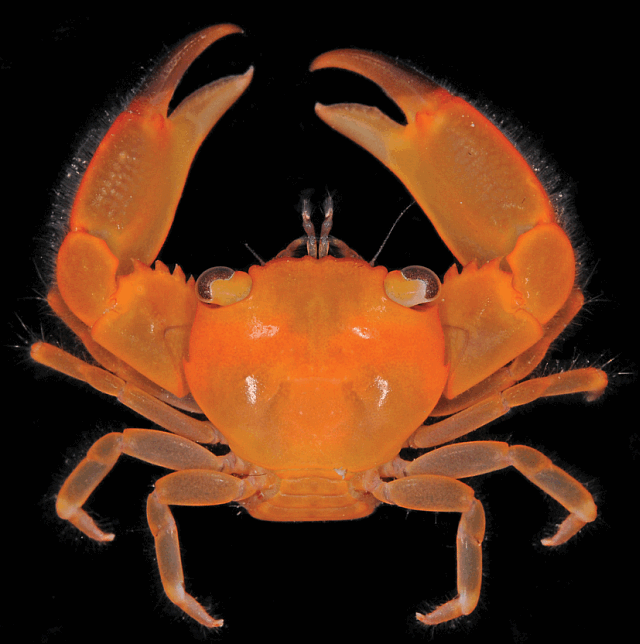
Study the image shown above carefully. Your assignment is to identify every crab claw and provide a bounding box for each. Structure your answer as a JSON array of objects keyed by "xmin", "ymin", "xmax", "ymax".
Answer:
[
  {"xmin": 311, "ymin": 50, "xmax": 563, "ymax": 265},
  {"xmin": 311, "ymin": 51, "xmax": 576, "ymax": 397},
  {"xmin": 54, "ymin": 25, "xmax": 252, "ymax": 396},
  {"xmin": 62, "ymin": 24, "xmax": 252, "ymax": 283}
]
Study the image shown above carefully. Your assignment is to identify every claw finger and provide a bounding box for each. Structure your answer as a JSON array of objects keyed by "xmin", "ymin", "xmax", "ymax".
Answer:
[
  {"xmin": 311, "ymin": 49, "xmax": 446, "ymax": 123},
  {"xmin": 141, "ymin": 24, "xmax": 244, "ymax": 111},
  {"xmin": 310, "ymin": 49, "xmax": 555, "ymax": 266},
  {"xmin": 68, "ymin": 25, "xmax": 251, "ymax": 272}
]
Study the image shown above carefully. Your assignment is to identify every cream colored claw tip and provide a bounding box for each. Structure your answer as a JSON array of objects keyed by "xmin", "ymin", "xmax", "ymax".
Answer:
[
  {"xmin": 310, "ymin": 48, "xmax": 444, "ymax": 123},
  {"xmin": 140, "ymin": 24, "xmax": 246, "ymax": 109}
]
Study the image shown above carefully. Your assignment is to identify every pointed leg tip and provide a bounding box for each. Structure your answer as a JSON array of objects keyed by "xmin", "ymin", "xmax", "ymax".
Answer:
[
  {"xmin": 195, "ymin": 610, "xmax": 223, "ymax": 629},
  {"xmin": 541, "ymin": 533, "xmax": 568, "ymax": 547},
  {"xmin": 416, "ymin": 598, "xmax": 465, "ymax": 625},
  {"xmin": 84, "ymin": 527, "xmax": 115, "ymax": 543},
  {"xmin": 416, "ymin": 611, "xmax": 443, "ymax": 626},
  {"xmin": 541, "ymin": 514, "xmax": 590, "ymax": 547},
  {"xmin": 59, "ymin": 504, "xmax": 116, "ymax": 543}
]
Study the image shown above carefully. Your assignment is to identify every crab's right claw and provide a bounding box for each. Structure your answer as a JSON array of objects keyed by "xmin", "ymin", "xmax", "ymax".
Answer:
[
  {"xmin": 60, "ymin": 24, "xmax": 252, "ymax": 289},
  {"xmin": 54, "ymin": 25, "xmax": 252, "ymax": 396},
  {"xmin": 311, "ymin": 51, "xmax": 576, "ymax": 397}
]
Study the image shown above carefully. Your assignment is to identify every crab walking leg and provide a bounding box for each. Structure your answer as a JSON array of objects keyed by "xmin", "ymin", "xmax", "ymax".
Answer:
[
  {"xmin": 147, "ymin": 471, "xmax": 256, "ymax": 628},
  {"xmin": 404, "ymin": 441, "xmax": 597, "ymax": 546},
  {"xmin": 146, "ymin": 492, "xmax": 221, "ymax": 628},
  {"xmin": 31, "ymin": 342, "xmax": 220, "ymax": 444},
  {"xmin": 410, "ymin": 367, "xmax": 608, "ymax": 449},
  {"xmin": 55, "ymin": 429, "xmax": 231, "ymax": 541},
  {"xmin": 371, "ymin": 476, "xmax": 485, "ymax": 624}
]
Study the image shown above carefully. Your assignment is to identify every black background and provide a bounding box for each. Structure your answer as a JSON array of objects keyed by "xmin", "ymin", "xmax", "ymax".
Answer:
[{"xmin": 6, "ymin": 8, "xmax": 632, "ymax": 643}]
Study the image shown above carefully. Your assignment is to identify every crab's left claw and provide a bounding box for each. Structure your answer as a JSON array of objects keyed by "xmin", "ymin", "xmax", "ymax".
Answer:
[{"xmin": 311, "ymin": 51, "xmax": 576, "ymax": 397}]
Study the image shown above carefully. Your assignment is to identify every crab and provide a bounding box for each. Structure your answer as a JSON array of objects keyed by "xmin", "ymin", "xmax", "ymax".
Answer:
[{"xmin": 32, "ymin": 24, "xmax": 607, "ymax": 629}]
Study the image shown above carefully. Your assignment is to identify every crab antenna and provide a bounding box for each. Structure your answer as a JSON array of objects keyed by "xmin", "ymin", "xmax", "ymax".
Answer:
[
  {"xmin": 301, "ymin": 199, "xmax": 318, "ymax": 257},
  {"xmin": 369, "ymin": 201, "xmax": 414, "ymax": 266},
  {"xmin": 318, "ymin": 195, "xmax": 334, "ymax": 258},
  {"xmin": 243, "ymin": 242, "xmax": 265, "ymax": 266}
]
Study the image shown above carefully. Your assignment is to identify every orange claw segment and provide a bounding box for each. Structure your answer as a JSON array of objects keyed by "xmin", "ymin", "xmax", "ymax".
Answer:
[
  {"xmin": 91, "ymin": 261, "xmax": 197, "ymax": 398},
  {"xmin": 506, "ymin": 222, "xmax": 575, "ymax": 325},
  {"xmin": 311, "ymin": 49, "xmax": 555, "ymax": 266},
  {"xmin": 67, "ymin": 25, "xmax": 250, "ymax": 275},
  {"xmin": 56, "ymin": 231, "xmax": 119, "ymax": 327},
  {"xmin": 439, "ymin": 261, "xmax": 543, "ymax": 398}
]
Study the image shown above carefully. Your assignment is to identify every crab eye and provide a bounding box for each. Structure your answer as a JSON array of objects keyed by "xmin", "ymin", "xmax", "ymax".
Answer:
[
  {"xmin": 196, "ymin": 267, "xmax": 252, "ymax": 306},
  {"xmin": 384, "ymin": 265, "xmax": 441, "ymax": 307}
]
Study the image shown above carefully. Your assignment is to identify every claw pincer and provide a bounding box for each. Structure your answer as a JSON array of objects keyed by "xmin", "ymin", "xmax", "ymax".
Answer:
[{"xmin": 56, "ymin": 25, "xmax": 252, "ymax": 396}]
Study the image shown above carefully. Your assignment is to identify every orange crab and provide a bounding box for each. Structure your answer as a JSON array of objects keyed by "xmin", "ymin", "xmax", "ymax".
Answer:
[{"xmin": 33, "ymin": 24, "xmax": 607, "ymax": 629}]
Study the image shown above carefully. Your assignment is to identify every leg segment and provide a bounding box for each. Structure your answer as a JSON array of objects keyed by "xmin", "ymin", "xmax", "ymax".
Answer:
[
  {"xmin": 372, "ymin": 475, "xmax": 486, "ymax": 624},
  {"xmin": 56, "ymin": 428, "xmax": 230, "ymax": 541},
  {"xmin": 405, "ymin": 441, "xmax": 596, "ymax": 545},
  {"xmin": 31, "ymin": 341, "xmax": 220, "ymax": 444},
  {"xmin": 410, "ymin": 367, "xmax": 607, "ymax": 449},
  {"xmin": 147, "ymin": 471, "xmax": 255, "ymax": 628},
  {"xmin": 147, "ymin": 491, "xmax": 223, "ymax": 628}
]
